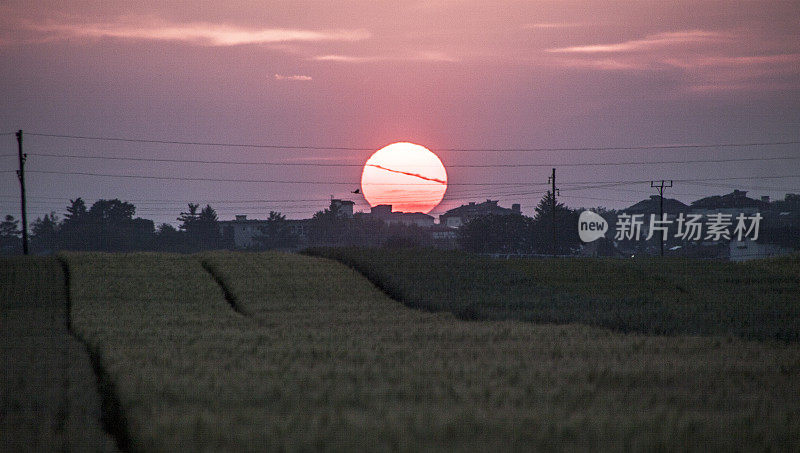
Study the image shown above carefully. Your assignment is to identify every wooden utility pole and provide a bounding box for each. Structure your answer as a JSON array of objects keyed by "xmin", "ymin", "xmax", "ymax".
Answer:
[
  {"xmin": 650, "ymin": 180, "xmax": 673, "ymax": 257},
  {"xmin": 550, "ymin": 168, "xmax": 556, "ymax": 256},
  {"xmin": 16, "ymin": 130, "xmax": 29, "ymax": 255}
]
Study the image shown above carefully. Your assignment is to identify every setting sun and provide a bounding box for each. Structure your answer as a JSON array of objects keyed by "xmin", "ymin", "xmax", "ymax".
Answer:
[{"xmin": 360, "ymin": 142, "xmax": 447, "ymax": 213}]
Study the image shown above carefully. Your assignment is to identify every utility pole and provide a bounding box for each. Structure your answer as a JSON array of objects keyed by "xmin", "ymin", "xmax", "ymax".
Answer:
[
  {"xmin": 551, "ymin": 168, "xmax": 556, "ymax": 256},
  {"xmin": 650, "ymin": 180, "xmax": 673, "ymax": 257},
  {"xmin": 16, "ymin": 130, "xmax": 29, "ymax": 255}
]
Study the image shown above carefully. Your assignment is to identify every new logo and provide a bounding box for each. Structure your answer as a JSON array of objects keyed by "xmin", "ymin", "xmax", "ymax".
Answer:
[{"xmin": 578, "ymin": 210, "xmax": 608, "ymax": 243}]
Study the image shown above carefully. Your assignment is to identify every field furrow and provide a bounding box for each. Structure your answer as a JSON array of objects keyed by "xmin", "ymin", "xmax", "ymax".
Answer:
[
  {"xmin": 308, "ymin": 248, "xmax": 800, "ymax": 341},
  {"xmin": 202, "ymin": 251, "xmax": 798, "ymax": 450},
  {"xmin": 1, "ymin": 257, "xmax": 116, "ymax": 452}
]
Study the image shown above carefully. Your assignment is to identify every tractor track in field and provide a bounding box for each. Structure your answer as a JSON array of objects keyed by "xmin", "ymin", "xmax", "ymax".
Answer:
[
  {"xmin": 201, "ymin": 260, "xmax": 250, "ymax": 316},
  {"xmin": 59, "ymin": 257, "xmax": 132, "ymax": 453}
]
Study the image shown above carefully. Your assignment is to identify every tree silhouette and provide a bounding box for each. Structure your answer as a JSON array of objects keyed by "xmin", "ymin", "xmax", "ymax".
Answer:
[
  {"xmin": 309, "ymin": 204, "xmax": 347, "ymax": 246},
  {"xmin": 178, "ymin": 203, "xmax": 201, "ymax": 232},
  {"xmin": 154, "ymin": 223, "xmax": 185, "ymax": 252},
  {"xmin": 0, "ymin": 215, "xmax": 20, "ymax": 253},
  {"xmin": 60, "ymin": 198, "xmax": 88, "ymax": 249},
  {"xmin": 253, "ymin": 211, "xmax": 299, "ymax": 249},
  {"xmin": 177, "ymin": 203, "xmax": 220, "ymax": 250},
  {"xmin": 30, "ymin": 212, "xmax": 59, "ymax": 252},
  {"xmin": 531, "ymin": 191, "xmax": 580, "ymax": 253},
  {"xmin": 458, "ymin": 214, "xmax": 534, "ymax": 253},
  {"xmin": 196, "ymin": 205, "xmax": 221, "ymax": 249},
  {"xmin": 86, "ymin": 199, "xmax": 148, "ymax": 251}
]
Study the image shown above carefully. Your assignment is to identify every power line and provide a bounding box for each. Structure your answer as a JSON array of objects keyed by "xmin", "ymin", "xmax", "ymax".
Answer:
[
  {"xmin": 25, "ymin": 133, "xmax": 376, "ymax": 151},
  {"xmin": 24, "ymin": 151, "xmax": 800, "ymax": 168},
  {"xmin": 0, "ymin": 186, "xmax": 519, "ymax": 203},
  {"xmin": 24, "ymin": 132, "xmax": 800, "ymax": 153},
  {"xmin": 3, "ymin": 180, "xmax": 792, "ymax": 209},
  {"xmin": 563, "ymin": 174, "xmax": 800, "ymax": 186},
  {"xmin": 0, "ymin": 195, "xmax": 355, "ymax": 203},
  {"xmin": 677, "ymin": 175, "xmax": 800, "ymax": 183},
  {"xmin": 0, "ymin": 200, "xmax": 339, "ymax": 208},
  {"xmin": 23, "ymin": 170, "xmax": 531, "ymax": 186},
  {"xmin": 567, "ymin": 186, "xmax": 710, "ymax": 198},
  {"xmin": 23, "ymin": 169, "xmax": 800, "ymax": 185},
  {"xmin": 684, "ymin": 181, "xmax": 800, "ymax": 192},
  {"xmin": 0, "ymin": 184, "xmax": 559, "ymax": 203},
  {"xmin": 560, "ymin": 194, "xmax": 640, "ymax": 204},
  {"xmin": 28, "ymin": 152, "xmax": 367, "ymax": 166}
]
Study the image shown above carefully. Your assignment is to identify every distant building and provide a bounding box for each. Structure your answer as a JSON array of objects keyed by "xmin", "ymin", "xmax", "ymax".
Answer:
[
  {"xmin": 773, "ymin": 193, "xmax": 800, "ymax": 213},
  {"xmin": 217, "ymin": 198, "xmax": 356, "ymax": 249},
  {"xmin": 369, "ymin": 204, "xmax": 434, "ymax": 227},
  {"xmin": 330, "ymin": 199, "xmax": 355, "ymax": 218},
  {"xmin": 438, "ymin": 200, "xmax": 521, "ymax": 228},
  {"xmin": 218, "ymin": 215, "xmax": 310, "ymax": 249},
  {"xmin": 429, "ymin": 224, "xmax": 457, "ymax": 240},
  {"xmin": 623, "ymin": 195, "xmax": 689, "ymax": 216},
  {"xmin": 218, "ymin": 215, "xmax": 267, "ymax": 248},
  {"xmin": 619, "ymin": 196, "xmax": 689, "ymax": 244},
  {"xmin": 580, "ymin": 237, "xmax": 623, "ymax": 257},
  {"xmin": 370, "ymin": 204, "xmax": 393, "ymax": 219},
  {"xmin": 690, "ymin": 190, "xmax": 769, "ymax": 216},
  {"xmin": 429, "ymin": 224, "xmax": 458, "ymax": 249},
  {"xmin": 728, "ymin": 240, "xmax": 793, "ymax": 262},
  {"xmin": 285, "ymin": 219, "xmax": 310, "ymax": 240},
  {"xmin": 615, "ymin": 190, "xmax": 797, "ymax": 259}
]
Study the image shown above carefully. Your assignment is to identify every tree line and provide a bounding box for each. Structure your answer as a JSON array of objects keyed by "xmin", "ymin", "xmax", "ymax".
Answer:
[
  {"xmin": 0, "ymin": 198, "xmax": 224, "ymax": 254},
  {"xmin": 457, "ymin": 191, "xmax": 581, "ymax": 254},
  {"xmin": 4, "ymin": 191, "xmax": 793, "ymax": 255},
  {"xmin": 0, "ymin": 192, "xmax": 580, "ymax": 255}
]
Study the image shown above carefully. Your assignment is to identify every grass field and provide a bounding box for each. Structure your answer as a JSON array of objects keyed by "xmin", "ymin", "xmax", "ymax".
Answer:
[
  {"xmin": 42, "ymin": 251, "xmax": 799, "ymax": 450},
  {"xmin": 308, "ymin": 248, "xmax": 800, "ymax": 341},
  {"xmin": 0, "ymin": 257, "xmax": 115, "ymax": 452}
]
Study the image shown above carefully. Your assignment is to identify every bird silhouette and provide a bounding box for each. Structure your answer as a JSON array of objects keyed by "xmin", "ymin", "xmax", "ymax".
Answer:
[{"xmin": 352, "ymin": 189, "xmax": 360, "ymax": 194}]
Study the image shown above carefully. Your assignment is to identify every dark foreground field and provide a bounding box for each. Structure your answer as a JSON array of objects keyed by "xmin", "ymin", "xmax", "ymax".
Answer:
[
  {"xmin": 2, "ymin": 251, "xmax": 799, "ymax": 451},
  {"xmin": 309, "ymin": 248, "xmax": 800, "ymax": 341},
  {"xmin": 0, "ymin": 257, "xmax": 115, "ymax": 452}
]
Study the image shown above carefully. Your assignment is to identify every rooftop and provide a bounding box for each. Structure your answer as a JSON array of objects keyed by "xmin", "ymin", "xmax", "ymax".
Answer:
[
  {"xmin": 691, "ymin": 190, "xmax": 770, "ymax": 210},
  {"xmin": 624, "ymin": 196, "xmax": 689, "ymax": 214},
  {"xmin": 441, "ymin": 200, "xmax": 520, "ymax": 217}
]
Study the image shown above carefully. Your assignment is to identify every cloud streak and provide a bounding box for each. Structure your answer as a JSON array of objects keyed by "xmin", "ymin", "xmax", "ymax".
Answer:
[
  {"xmin": 23, "ymin": 18, "xmax": 370, "ymax": 46},
  {"xmin": 549, "ymin": 57, "xmax": 646, "ymax": 71},
  {"xmin": 541, "ymin": 27, "xmax": 800, "ymax": 94},
  {"xmin": 274, "ymin": 74, "xmax": 312, "ymax": 81},
  {"xmin": 664, "ymin": 53, "xmax": 800, "ymax": 68},
  {"xmin": 547, "ymin": 30, "xmax": 725, "ymax": 53},
  {"xmin": 523, "ymin": 22, "xmax": 582, "ymax": 29},
  {"xmin": 313, "ymin": 50, "xmax": 457, "ymax": 63}
]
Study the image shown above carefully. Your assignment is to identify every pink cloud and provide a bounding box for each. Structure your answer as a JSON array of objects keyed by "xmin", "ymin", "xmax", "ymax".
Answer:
[
  {"xmin": 546, "ymin": 30, "xmax": 726, "ymax": 53},
  {"xmin": 688, "ymin": 82, "xmax": 800, "ymax": 92},
  {"xmin": 664, "ymin": 53, "xmax": 800, "ymax": 68},
  {"xmin": 549, "ymin": 57, "xmax": 647, "ymax": 71},
  {"xmin": 313, "ymin": 50, "xmax": 457, "ymax": 63},
  {"xmin": 21, "ymin": 17, "xmax": 370, "ymax": 46},
  {"xmin": 523, "ymin": 22, "xmax": 582, "ymax": 29},
  {"xmin": 663, "ymin": 52, "xmax": 800, "ymax": 93},
  {"xmin": 274, "ymin": 74, "xmax": 312, "ymax": 81}
]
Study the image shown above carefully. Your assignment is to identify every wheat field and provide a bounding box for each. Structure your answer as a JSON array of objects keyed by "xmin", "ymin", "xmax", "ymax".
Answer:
[{"xmin": 45, "ymin": 251, "xmax": 799, "ymax": 451}]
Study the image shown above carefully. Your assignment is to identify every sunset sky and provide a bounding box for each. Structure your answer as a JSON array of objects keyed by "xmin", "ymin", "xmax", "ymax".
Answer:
[{"xmin": 1, "ymin": 1, "xmax": 799, "ymax": 224}]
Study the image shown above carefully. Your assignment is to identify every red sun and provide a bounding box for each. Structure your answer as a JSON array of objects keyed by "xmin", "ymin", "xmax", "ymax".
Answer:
[{"xmin": 360, "ymin": 142, "xmax": 448, "ymax": 213}]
